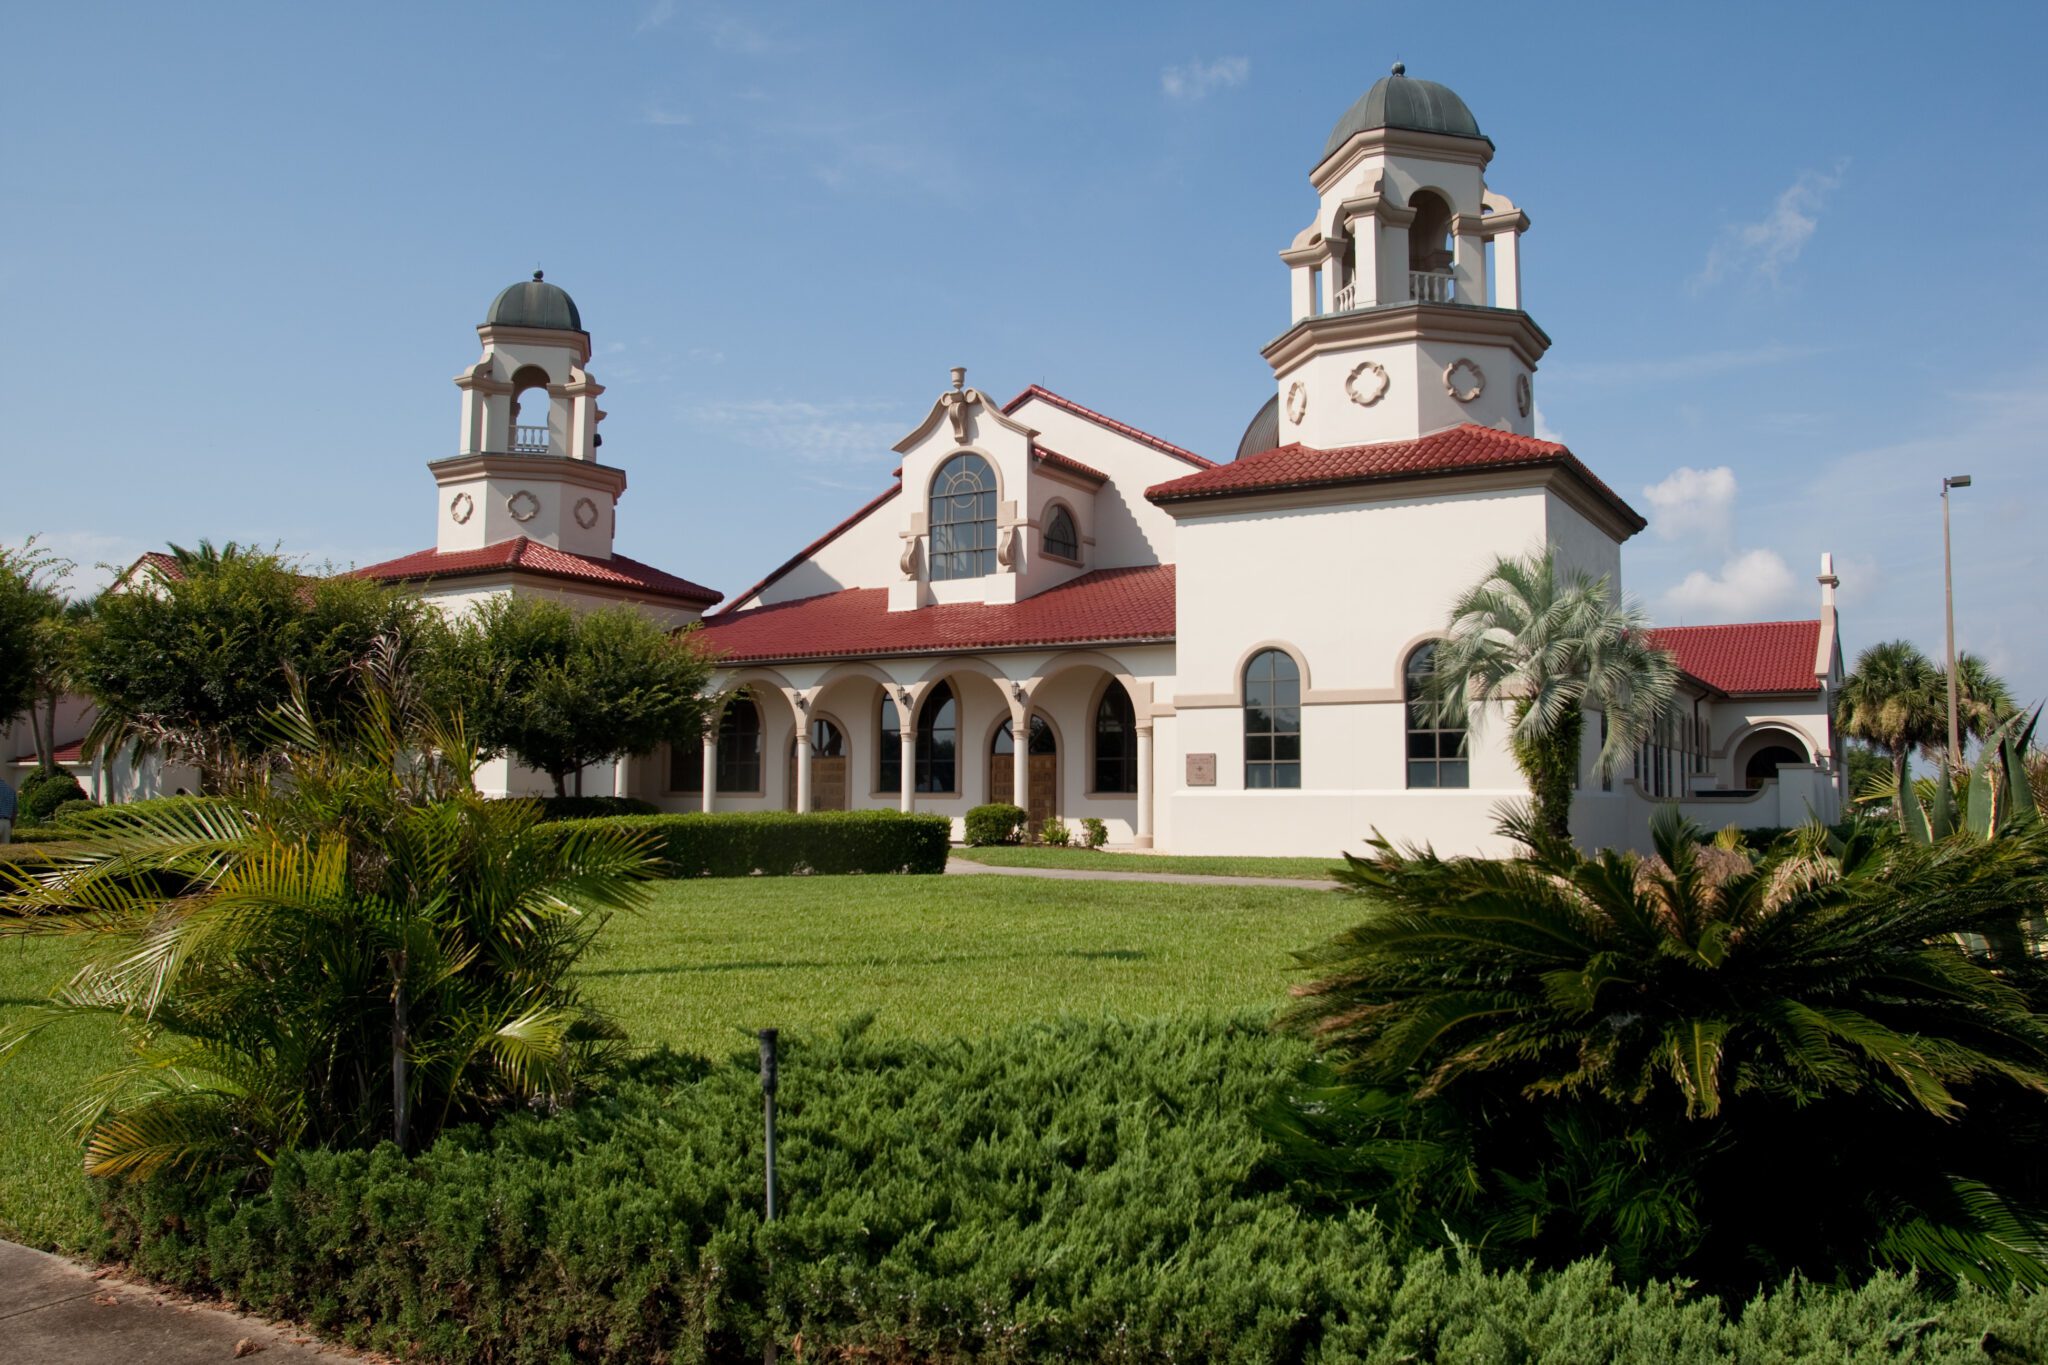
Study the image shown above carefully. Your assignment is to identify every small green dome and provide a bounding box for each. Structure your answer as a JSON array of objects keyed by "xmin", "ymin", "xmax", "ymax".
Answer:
[
  {"xmin": 485, "ymin": 271, "xmax": 583, "ymax": 331},
  {"xmin": 1322, "ymin": 65, "xmax": 1486, "ymax": 160}
]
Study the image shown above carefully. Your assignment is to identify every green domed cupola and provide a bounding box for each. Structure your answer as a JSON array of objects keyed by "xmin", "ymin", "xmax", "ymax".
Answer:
[
  {"xmin": 485, "ymin": 271, "xmax": 584, "ymax": 332},
  {"xmin": 1321, "ymin": 64, "xmax": 1487, "ymax": 161}
]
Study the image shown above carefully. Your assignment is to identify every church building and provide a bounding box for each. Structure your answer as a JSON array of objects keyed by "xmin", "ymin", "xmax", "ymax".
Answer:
[{"xmin": 15, "ymin": 69, "xmax": 1847, "ymax": 857}]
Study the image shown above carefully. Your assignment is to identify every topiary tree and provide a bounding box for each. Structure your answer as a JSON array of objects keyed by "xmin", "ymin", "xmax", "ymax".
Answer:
[
  {"xmin": 17, "ymin": 770, "xmax": 86, "ymax": 826},
  {"xmin": 446, "ymin": 596, "xmax": 717, "ymax": 797}
]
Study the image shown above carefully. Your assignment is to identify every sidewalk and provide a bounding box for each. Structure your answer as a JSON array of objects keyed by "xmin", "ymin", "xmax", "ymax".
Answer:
[
  {"xmin": 943, "ymin": 858, "xmax": 1341, "ymax": 892},
  {"xmin": 0, "ymin": 1241, "xmax": 367, "ymax": 1363}
]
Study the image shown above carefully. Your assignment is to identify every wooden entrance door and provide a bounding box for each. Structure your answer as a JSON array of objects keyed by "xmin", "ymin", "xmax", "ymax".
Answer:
[
  {"xmin": 990, "ymin": 715, "xmax": 1057, "ymax": 832},
  {"xmin": 789, "ymin": 718, "xmax": 848, "ymax": 811}
]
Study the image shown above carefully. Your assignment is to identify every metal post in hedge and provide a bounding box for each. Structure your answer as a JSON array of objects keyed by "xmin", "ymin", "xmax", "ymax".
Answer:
[{"xmin": 758, "ymin": 1027, "xmax": 780, "ymax": 1364}]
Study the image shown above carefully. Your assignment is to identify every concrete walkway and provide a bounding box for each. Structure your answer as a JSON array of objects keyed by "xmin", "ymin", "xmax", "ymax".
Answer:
[
  {"xmin": 944, "ymin": 857, "xmax": 1342, "ymax": 892},
  {"xmin": 0, "ymin": 1241, "xmax": 369, "ymax": 1363}
]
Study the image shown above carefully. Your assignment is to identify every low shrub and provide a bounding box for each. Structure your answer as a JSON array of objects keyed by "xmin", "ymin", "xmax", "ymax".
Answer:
[
  {"xmin": 1081, "ymin": 816, "xmax": 1108, "ymax": 849},
  {"xmin": 100, "ymin": 1018, "xmax": 2048, "ymax": 1364},
  {"xmin": 963, "ymin": 802, "xmax": 1025, "ymax": 847},
  {"xmin": 556, "ymin": 809, "xmax": 951, "ymax": 877},
  {"xmin": 1041, "ymin": 815, "xmax": 1071, "ymax": 846},
  {"xmin": 51, "ymin": 797, "xmax": 99, "ymax": 824},
  {"xmin": 531, "ymin": 794, "xmax": 660, "ymax": 821},
  {"xmin": 18, "ymin": 769, "xmax": 86, "ymax": 826}
]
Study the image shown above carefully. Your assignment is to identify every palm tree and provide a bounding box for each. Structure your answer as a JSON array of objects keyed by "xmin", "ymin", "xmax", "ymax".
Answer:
[
  {"xmin": 1426, "ymin": 544, "xmax": 1677, "ymax": 847},
  {"xmin": 1274, "ymin": 807, "xmax": 2048, "ymax": 1290},
  {"xmin": 1838, "ymin": 640, "xmax": 1944, "ymax": 790},
  {"xmin": 1941, "ymin": 652, "xmax": 2017, "ymax": 758},
  {"xmin": 0, "ymin": 638, "xmax": 660, "ymax": 1176}
]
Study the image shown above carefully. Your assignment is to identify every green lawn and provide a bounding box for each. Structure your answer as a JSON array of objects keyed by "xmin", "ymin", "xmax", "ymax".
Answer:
[
  {"xmin": 951, "ymin": 844, "xmax": 1349, "ymax": 881},
  {"xmin": 0, "ymin": 872, "xmax": 1358, "ymax": 1251}
]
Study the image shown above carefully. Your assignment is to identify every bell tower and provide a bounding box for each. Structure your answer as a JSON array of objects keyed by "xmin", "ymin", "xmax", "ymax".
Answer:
[
  {"xmin": 434, "ymin": 272, "xmax": 625, "ymax": 558},
  {"xmin": 1262, "ymin": 65, "xmax": 1545, "ymax": 451}
]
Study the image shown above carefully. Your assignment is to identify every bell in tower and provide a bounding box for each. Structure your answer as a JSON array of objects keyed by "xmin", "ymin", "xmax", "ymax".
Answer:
[{"xmin": 1259, "ymin": 65, "xmax": 1543, "ymax": 454}]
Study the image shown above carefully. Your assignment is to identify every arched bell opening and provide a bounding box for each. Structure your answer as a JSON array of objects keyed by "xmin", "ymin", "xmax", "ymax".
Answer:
[{"xmin": 509, "ymin": 364, "xmax": 554, "ymax": 454}]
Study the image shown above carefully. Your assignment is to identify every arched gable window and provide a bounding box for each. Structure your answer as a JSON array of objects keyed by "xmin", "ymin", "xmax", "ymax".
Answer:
[
  {"xmin": 1243, "ymin": 649, "xmax": 1301, "ymax": 789},
  {"xmin": 715, "ymin": 696, "xmax": 763, "ymax": 793},
  {"xmin": 1043, "ymin": 506, "xmax": 1080, "ymax": 562},
  {"xmin": 878, "ymin": 694, "xmax": 902, "ymax": 790},
  {"xmin": 1093, "ymin": 680, "xmax": 1137, "ymax": 793},
  {"xmin": 929, "ymin": 454, "xmax": 998, "ymax": 581},
  {"xmin": 916, "ymin": 681, "xmax": 958, "ymax": 792},
  {"xmin": 1404, "ymin": 643, "xmax": 1467, "ymax": 788}
]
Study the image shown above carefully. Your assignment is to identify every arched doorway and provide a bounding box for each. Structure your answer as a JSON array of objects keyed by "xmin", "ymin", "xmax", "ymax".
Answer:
[
  {"xmin": 1734, "ymin": 727, "xmax": 1811, "ymax": 790},
  {"xmin": 788, "ymin": 717, "xmax": 849, "ymax": 811},
  {"xmin": 990, "ymin": 714, "xmax": 1057, "ymax": 832}
]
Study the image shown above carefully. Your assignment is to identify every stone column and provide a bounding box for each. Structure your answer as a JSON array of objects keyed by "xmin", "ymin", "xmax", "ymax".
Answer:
[
  {"xmin": 612, "ymin": 754, "xmax": 631, "ymax": 799},
  {"xmin": 794, "ymin": 732, "xmax": 813, "ymax": 814},
  {"xmin": 1452, "ymin": 215, "xmax": 1487, "ymax": 306},
  {"xmin": 1350, "ymin": 217, "xmax": 1380, "ymax": 308},
  {"xmin": 899, "ymin": 727, "xmax": 916, "ymax": 813},
  {"xmin": 1011, "ymin": 708, "xmax": 1030, "ymax": 811},
  {"xmin": 1135, "ymin": 725, "xmax": 1154, "ymax": 848},
  {"xmin": 700, "ymin": 730, "xmax": 717, "ymax": 814}
]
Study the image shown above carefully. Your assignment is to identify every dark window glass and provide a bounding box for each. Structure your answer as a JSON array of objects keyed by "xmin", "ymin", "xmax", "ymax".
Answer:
[
  {"xmin": 879, "ymin": 696, "xmax": 902, "ymax": 791},
  {"xmin": 808, "ymin": 718, "xmax": 844, "ymax": 757},
  {"xmin": 1405, "ymin": 643, "xmax": 1468, "ymax": 789},
  {"xmin": 916, "ymin": 681, "xmax": 957, "ymax": 792},
  {"xmin": 715, "ymin": 698, "xmax": 762, "ymax": 793},
  {"xmin": 1244, "ymin": 650, "xmax": 1302, "ymax": 789},
  {"xmin": 993, "ymin": 714, "xmax": 1056, "ymax": 755},
  {"xmin": 928, "ymin": 454, "xmax": 998, "ymax": 581},
  {"xmin": 1044, "ymin": 507, "xmax": 1079, "ymax": 561},
  {"xmin": 1093, "ymin": 681, "xmax": 1137, "ymax": 793},
  {"xmin": 669, "ymin": 734, "xmax": 703, "ymax": 792}
]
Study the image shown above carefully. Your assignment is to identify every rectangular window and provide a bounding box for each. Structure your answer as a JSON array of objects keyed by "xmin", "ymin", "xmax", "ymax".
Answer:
[
  {"xmin": 669, "ymin": 736, "xmax": 703, "ymax": 793},
  {"xmin": 878, "ymin": 698, "xmax": 902, "ymax": 791}
]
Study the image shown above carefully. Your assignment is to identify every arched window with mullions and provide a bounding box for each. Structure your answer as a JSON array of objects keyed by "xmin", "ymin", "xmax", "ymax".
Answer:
[
  {"xmin": 1243, "ymin": 649, "xmax": 1301, "ymax": 789},
  {"xmin": 1043, "ymin": 505, "xmax": 1080, "ymax": 562},
  {"xmin": 928, "ymin": 453, "xmax": 998, "ymax": 580},
  {"xmin": 715, "ymin": 696, "xmax": 763, "ymax": 793},
  {"xmin": 1404, "ymin": 642, "xmax": 1468, "ymax": 788},
  {"xmin": 1093, "ymin": 680, "xmax": 1137, "ymax": 793},
  {"xmin": 915, "ymin": 680, "xmax": 958, "ymax": 792},
  {"xmin": 878, "ymin": 694, "xmax": 903, "ymax": 791}
]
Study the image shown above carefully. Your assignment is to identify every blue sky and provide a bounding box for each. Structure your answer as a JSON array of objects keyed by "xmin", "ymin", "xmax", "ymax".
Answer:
[{"xmin": 5, "ymin": 1, "xmax": 2045, "ymax": 703}]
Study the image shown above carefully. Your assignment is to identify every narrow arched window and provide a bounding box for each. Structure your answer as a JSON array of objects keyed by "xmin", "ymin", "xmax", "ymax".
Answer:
[
  {"xmin": 1043, "ymin": 506, "xmax": 1079, "ymax": 562},
  {"xmin": 878, "ymin": 694, "xmax": 902, "ymax": 790},
  {"xmin": 916, "ymin": 681, "xmax": 958, "ymax": 792},
  {"xmin": 715, "ymin": 697, "xmax": 762, "ymax": 793},
  {"xmin": 1405, "ymin": 643, "xmax": 1467, "ymax": 788},
  {"xmin": 929, "ymin": 454, "xmax": 997, "ymax": 580},
  {"xmin": 669, "ymin": 734, "xmax": 703, "ymax": 793},
  {"xmin": 1243, "ymin": 650, "xmax": 1301, "ymax": 789},
  {"xmin": 1094, "ymin": 680, "xmax": 1137, "ymax": 793}
]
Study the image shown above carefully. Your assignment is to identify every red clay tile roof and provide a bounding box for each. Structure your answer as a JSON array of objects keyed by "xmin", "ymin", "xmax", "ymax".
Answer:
[
  {"xmin": 716, "ymin": 483, "xmax": 902, "ymax": 615},
  {"xmin": 1649, "ymin": 620, "xmax": 1823, "ymax": 696},
  {"xmin": 698, "ymin": 564, "xmax": 1176, "ymax": 664},
  {"xmin": 1145, "ymin": 423, "xmax": 1646, "ymax": 531},
  {"xmin": 1032, "ymin": 445, "xmax": 1107, "ymax": 484},
  {"xmin": 354, "ymin": 538, "xmax": 722, "ymax": 606},
  {"xmin": 1004, "ymin": 386, "xmax": 1217, "ymax": 469},
  {"xmin": 9, "ymin": 738, "xmax": 85, "ymax": 765}
]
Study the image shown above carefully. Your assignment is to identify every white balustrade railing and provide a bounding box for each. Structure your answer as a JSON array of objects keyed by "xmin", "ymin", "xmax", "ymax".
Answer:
[
  {"xmin": 1409, "ymin": 270, "xmax": 1455, "ymax": 304},
  {"xmin": 512, "ymin": 425, "xmax": 549, "ymax": 453},
  {"xmin": 1331, "ymin": 280, "xmax": 1358, "ymax": 313}
]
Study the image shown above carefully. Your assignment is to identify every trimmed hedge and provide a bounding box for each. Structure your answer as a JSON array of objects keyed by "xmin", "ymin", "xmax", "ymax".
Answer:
[
  {"xmin": 18, "ymin": 769, "xmax": 86, "ymax": 826},
  {"xmin": 554, "ymin": 809, "xmax": 951, "ymax": 877},
  {"xmin": 99, "ymin": 1018, "xmax": 2048, "ymax": 1364},
  {"xmin": 532, "ymin": 795, "xmax": 660, "ymax": 822},
  {"xmin": 964, "ymin": 802, "xmax": 1025, "ymax": 846}
]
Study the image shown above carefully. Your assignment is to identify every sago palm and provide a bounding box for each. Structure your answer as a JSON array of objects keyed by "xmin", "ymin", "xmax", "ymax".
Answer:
[
  {"xmin": 1426, "ymin": 544, "xmax": 1676, "ymax": 846},
  {"xmin": 0, "ymin": 639, "xmax": 660, "ymax": 1177},
  {"xmin": 1272, "ymin": 807, "xmax": 2048, "ymax": 1291}
]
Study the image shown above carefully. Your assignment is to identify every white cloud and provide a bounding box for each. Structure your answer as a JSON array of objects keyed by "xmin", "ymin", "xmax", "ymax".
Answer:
[
  {"xmin": 690, "ymin": 397, "xmax": 903, "ymax": 464},
  {"xmin": 635, "ymin": 0, "xmax": 676, "ymax": 34},
  {"xmin": 640, "ymin": 102, "xmax": 693, "ymax": 127},
  {"xmin": 1642, "ymin": 465, "xmax": 1738, "ymax": 547},
  {"xmin": 1532, "ymin": 404, "xmax": 1563, "ymax": 443},
  {"xmin": 1161, "ymin": 57, "xmax": 1248, "ymax": 101},
  {"xmin": 1659, "ymin": 549, "xmax": 1801, "ymax": 623},
  {"xmin": 1695, "ymin": 161, "xmax": 1847, "ymax": 289}
]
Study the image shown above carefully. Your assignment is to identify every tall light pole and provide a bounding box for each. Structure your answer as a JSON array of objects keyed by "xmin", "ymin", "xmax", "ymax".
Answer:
[{"xmin": 1942, "ymin": 473, "xmax": 1972, "ymax": 772}]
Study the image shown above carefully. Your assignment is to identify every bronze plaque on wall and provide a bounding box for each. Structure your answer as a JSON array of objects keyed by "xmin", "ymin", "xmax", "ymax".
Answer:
[{"xmin": 1186, "ymin": 753, "xmax": 1217, "ymax": 786}]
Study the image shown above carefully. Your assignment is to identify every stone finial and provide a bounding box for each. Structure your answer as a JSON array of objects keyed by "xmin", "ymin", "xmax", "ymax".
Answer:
[
  {"xmin": 1391, "ymin": 61, "xmax": 1405, "ymax": 76},
  {"xmin": 950, "ymin": 366, "xmax": 966, "ymax": 391}
]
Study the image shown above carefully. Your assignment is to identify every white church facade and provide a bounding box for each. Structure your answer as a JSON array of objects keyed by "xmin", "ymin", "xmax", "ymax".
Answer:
[{"xmin": 9, "ymin": 69, "xmax": 1846, "ymax": 857}]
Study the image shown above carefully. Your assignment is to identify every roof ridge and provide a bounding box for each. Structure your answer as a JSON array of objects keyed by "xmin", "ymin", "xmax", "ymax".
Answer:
[
  {"xmin": 1002, "ymin": 385, "xmax": 1217, "ymax": 468},
  {"xmin": 1653, "ymin": 618, "xmax": 1822, "ymax": 631}
]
